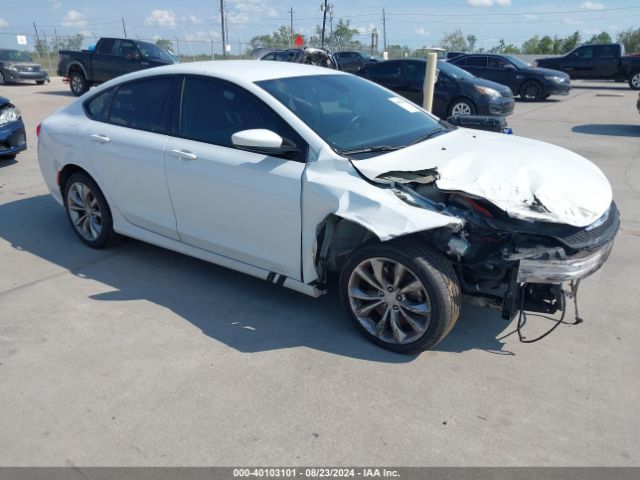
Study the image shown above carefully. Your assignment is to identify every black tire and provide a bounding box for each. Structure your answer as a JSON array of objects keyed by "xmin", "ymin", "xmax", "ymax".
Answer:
[
  {"xmin": 0, "ymin": 71, "xmax": 6, "ymax": 85},
  {"xmin": 447, "ymin": 98, "xmax": 476, "ymax": 117},
  {"xmin": 36, "ymin": 80, "xmax": 45, "ymax": 85},
  {"xmin": 63, "ymin": 172, "xmax": 116, "ymax": 248},
  {"xmin": 629, "ymin": 71, "xmax": 640, "ymax": 90},
  {"xmin": 520, "ymin": 80, "xmax": 543, "ymax": 101},
  {"xmin": 69, "ymin": 71, "xmax": 89, "ymax": 96},
  {"xmin": 0, "ymin": 154, "xmax": 16, "ymax": 161},
  {"xmin": 339, "ymin": 239, "xmax": 461, "ymax": 353}
]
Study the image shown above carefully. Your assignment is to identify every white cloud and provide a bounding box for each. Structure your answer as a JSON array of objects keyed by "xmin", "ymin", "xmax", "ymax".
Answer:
[
  {"xmin": 182, "ymin": 14, "xmax": 203, "ymax": 24},
  {"xmin": 228, "ymin": 0, "xmax": 278, "ymax": 25},
  {"xmin": 0, "ymin": 17, "xmax": 7, "ymax": 29},
  {"xmin": 466, "ymin": 0, "xmax": 511, "ymax": 6},
  {"xmin": 145, "ymin": 9, "xmax": 176, "ymax": 27},
  {"xmin": 48, "ymin": 0, "xmax": 62, "ymax": 8},
  {"xmin": 62, "ymin": 10, "xmax": 88, "ymax": 27},
  {"xmin": 580, "ymin": 1, "xmax": 604, "ymax": 10},
  {"xmin": 414, "ymin": 27, "xmax": 429, "ymax": 36}
]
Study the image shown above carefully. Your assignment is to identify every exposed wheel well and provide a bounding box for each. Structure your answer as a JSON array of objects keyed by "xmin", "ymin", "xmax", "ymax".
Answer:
[
  {"xmin": 315, "ymin": 215, "xmax": 380, "ymax": 286},
  {"xmin": 58, "ymin": 164, "xmax": 92, "ymax": 196},
  {"xmin": 68, "ymin": 64, "xmax": 84, "ymax": 77}
]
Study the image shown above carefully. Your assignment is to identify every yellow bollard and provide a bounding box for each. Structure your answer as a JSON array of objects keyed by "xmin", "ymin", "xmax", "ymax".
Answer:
[{"xmin": 422, "ymin": 51, "xmax": 438, "ymax": 113}]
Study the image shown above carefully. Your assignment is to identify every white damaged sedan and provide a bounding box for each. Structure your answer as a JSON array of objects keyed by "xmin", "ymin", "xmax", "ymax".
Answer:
[{"xmin": 37, "ymin": 61, "xmax": 619, "ymax": 353}]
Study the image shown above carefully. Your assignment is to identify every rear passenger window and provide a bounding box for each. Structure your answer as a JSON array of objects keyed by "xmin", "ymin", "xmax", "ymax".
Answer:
[
  {"xmin": 85, "ymin": 88, "xmax": 115, "ymax": 122},
  {"xmin": 466, "ymin": 56, "xmax": 487, "ymax": 67},
  {"xmin": 109, "ymin": 77, "xmax": 173, "ymax": 133},
  {"xmin": 97, "ymin": 39, "xmax": 116, "ymax": 55}
]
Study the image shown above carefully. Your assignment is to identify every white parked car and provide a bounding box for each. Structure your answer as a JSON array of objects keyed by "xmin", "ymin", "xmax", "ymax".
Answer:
[{"xmin": 37, "ymin": 61, "xmax": 619, "ymax": 353}]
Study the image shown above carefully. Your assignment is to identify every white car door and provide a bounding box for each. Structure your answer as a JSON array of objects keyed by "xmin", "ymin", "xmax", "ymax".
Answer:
[
  {"xmin": 84, "ymin": 76, "xmax": 180, "ymax": 240},
  {"xmin": 164, "ymin": 76, "xmax": 307, "ymax": 280}
]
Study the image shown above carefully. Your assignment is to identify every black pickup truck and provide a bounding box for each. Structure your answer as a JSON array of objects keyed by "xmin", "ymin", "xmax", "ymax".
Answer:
[
  {"xmin": 58, "ymin": 38, "xmax": 177, "ymax": 96},
  {"xmin": 536, "ymin": 43, "xmax": 640, "ymax": 89}
]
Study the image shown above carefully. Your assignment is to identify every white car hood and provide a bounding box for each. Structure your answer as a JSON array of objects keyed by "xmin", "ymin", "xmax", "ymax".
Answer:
[{"xmin": 352, "ymin": 128, "xmax": 613, "ymax": 228}]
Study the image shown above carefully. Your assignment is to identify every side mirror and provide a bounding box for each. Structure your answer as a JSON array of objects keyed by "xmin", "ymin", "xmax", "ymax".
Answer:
[
  {"xmin": 502, "ymin": 63, "xmax": 516, "ymax": 71},
  {"xmin": 231, "ymin": 129, "xmax": 299, "ymax": 158}
]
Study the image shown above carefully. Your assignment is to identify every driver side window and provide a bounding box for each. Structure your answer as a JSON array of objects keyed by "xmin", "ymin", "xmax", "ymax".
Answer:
[{"xmin": 115, "ymin": 40, "xmax": 139, "ymax": 60}]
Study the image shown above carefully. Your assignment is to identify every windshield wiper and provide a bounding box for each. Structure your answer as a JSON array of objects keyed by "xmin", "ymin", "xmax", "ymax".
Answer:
[
  {"xmin": 409, "ymin": 127, "xmax": 449, "ymax": 146},
  {"xmin": 339, "ymin": 145, "xmax": 405, "ymax": 156}
]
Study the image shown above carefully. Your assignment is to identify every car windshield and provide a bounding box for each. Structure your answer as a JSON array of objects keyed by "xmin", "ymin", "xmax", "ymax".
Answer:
[
  {"xmin": 359, "ymin": 52, "xmax": 373, "ymax": 60},
  {"xmin": 504, "ymin": 55, "xmax": 530, "ymax": 69},
  {"xmin": 438, "ymin": 60, "xmax": 475, "ymax": 80},
  {"xmin": 137, "ymin": 42, "xmax": 176, "ymax": 63},
  {"xmin": 257, "ymin": 74, "xmax": 449, "ymax": 155},
  {"xmin": 0, "ymin": 50, "xmax": 32, "ymax": 61}
]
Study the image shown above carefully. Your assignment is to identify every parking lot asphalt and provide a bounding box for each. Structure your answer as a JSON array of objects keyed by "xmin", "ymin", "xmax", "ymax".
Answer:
[{"xmin": 0, "ymin": 77, "xmax": 639, "ymax": 467}]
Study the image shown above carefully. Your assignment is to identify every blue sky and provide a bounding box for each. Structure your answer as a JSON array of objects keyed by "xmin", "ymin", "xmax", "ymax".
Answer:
[{"xmin": 1, "ymin": 0, "xmax": 639, "ymax": 54}]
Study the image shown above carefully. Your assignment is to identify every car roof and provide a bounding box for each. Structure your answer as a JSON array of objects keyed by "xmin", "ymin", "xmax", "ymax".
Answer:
[{"xmin": 100, "ymin": 60, "xmax": 347, "ymax": 85}]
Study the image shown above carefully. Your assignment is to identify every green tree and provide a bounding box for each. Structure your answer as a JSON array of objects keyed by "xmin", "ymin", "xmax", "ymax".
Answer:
[
  {"xmin": 586, "ymin": 32, "xmax": 612, "ymax": 44},
  {"xmin": 155, "ymin": 38, "xmax": 173, "ymax": 51},
  {"xmin": 538, "ymin": 36, "xmax": 554, "ymax": 54},
  {"xmin": 250, "ymin": 25, "xmax": 295, "ymax": 49},
  {"xmin": 617, "ymin": 27, "xmax": 640, "ymax": 53},
  {"xmin": 561, "ymin": 31, "xmax": 581, "ymax": 53},
  {"xmin": 521, "ymin": 36, "xmax": 540, "ymax": 54},
  {"xmin": 489, "ymin": 39, "xmax": 520, "ymax": 54},
  {"xmin": 50, "ymin": 33, "xmax": 84, "ymax": 52},
  {"xmin": 439, "ymin": 29, "xmax": 471, "ymax": 51},
  {"xmin": 466, "ymin": 34, "xmax": 477, "ymax": 53},
  {"xmin": 330, "ymin": 19, "xmax": 360, "ymax": 51}
]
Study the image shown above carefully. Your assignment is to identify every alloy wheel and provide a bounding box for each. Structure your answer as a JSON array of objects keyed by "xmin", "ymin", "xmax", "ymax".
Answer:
[
  {"xmin": 71, "ymin": 74, "xmax": 84, "ymax": 95},
  {"xmin": 451, "ymin": 102, "xmax": 472, "ymax": 115},
  {"xmin": 523, "ymin": 83, "xmax": 541, "ymax": 100},
  {"xmin": 347, "ymin": 257, "xmax": 432, "ymax": 345},
  {"xmin": 66, "ymin": 182, "xmax": 103, "ymax": 241},
  {"xmin": 632, "ymin": 73, "xmax": 640, "ymax": 89}
]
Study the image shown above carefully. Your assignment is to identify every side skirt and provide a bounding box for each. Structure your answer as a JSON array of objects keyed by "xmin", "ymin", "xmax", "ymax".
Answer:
[{"xmin": 111, "ymin": 207, "xmax": 324, "ymax": 298}]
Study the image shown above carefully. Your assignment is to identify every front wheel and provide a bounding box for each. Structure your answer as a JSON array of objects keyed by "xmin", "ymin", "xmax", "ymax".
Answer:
[
  {"xmin": 629, "ymin": 72, "xmax": 640, "ymax": 90},
  {"xmin": 63, "ymin": 172, "xmax": 116, "ymax": 248},
  {"xmin": 36, "ymin": 80, "xmax": 46, "ymax": 85},
  {"xmin": 339, "ymin": 240, "xmax": 461, "ymax": 353},
  {"xmin": 520, "ymin": 80, "xmax": 543, "ymax": 101},
  {"xmin": 448, "ymin": 98, "xmax": 476, "ymax": 117}
]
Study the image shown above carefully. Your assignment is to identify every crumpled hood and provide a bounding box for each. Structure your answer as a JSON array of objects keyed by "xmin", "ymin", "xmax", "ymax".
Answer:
[{"xmin": 352, "ymin": 128, "xmax": 613, "ymax": 228}]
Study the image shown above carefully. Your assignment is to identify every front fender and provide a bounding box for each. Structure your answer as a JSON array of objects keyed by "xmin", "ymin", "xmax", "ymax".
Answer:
[{"xmin": 301, "ymin": 155, "xmax": 462, "ymax": 284}]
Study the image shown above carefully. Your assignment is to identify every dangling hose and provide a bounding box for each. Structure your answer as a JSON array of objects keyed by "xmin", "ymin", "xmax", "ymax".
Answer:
[{"xmin": 516, "ymin": 281, "xmax": 583, "ymax": 344}]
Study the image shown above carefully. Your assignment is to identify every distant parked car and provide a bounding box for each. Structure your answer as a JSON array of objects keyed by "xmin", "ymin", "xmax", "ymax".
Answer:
[
  {"xmin": 259, "ymin": 47, "xmax": 339, "ymax": 69},
  {"xmin": 334, "ymin": 51, "xmax": 378, "ymax": 72},
  {"xmin": 0, "ymin": 96, "xmax": 27, "ymax": 160},
  {"xmin": 357, "ymin": 59, "xmax": 514, "ymax": 118},
  {"xmin": 536, "ymin": 44, "xmax": 640, "ymax": 90},
  {"xmin": 450, "ymin": 54, "xmax": 570, "ymax": 101},
  {"xmin": 58, "ymin": 37, "xmax": 178, "ymax": 96},
  {"xmin": 445, "ymin": 51, "xmax": 466, "ymax": 61},
  {"xmin": 0, "ymin": 49, "xmax": 50, "ymax": 85}
]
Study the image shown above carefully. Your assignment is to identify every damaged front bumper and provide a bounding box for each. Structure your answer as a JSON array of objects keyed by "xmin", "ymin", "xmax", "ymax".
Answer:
[{"xmin": 514, "ymin": 241, "xmax": 614, "ymax": 283}]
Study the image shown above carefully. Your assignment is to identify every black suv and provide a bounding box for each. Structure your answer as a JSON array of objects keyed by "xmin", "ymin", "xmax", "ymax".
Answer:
[
  {"xmin": 334, "ymin": 51, "xmax": 378, "ymax": 73},
  {"xmin": 451, "ymin": 54, "xmax": 570, "ymax": 101}
]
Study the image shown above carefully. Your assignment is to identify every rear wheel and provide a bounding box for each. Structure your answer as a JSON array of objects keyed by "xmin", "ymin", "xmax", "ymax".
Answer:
[
  {"xmin": 36, "ymin": 80, "xmax": 45, "ymax": 85},
  {"xmin": 629, "ymin": 72, "xmax": 640, "ymax": 90},
  {"xmin": 69, "ymin": 71, "xmax": 88, "ymax": 96},
  {"xmin": 63, "ymin": 172, "xmax": 116, "ymax": 248},
  {"xmin": 520, "ymin": 80, "xmax": 543, "ymax": 101},
  {"xmin": 448, "ymin": 98, "xmax": 476, "ymax": 117},
  {"xmin": 0, "ymin": 154, "xmax": 16, "ymax": 161},
  {"xmin": 339, "ymin": 240, "xmax": 461, "ymax": 353}
]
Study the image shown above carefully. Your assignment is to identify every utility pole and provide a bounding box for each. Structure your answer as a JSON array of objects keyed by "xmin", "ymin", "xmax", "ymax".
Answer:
[
  {"xmin": 122, "ymin": 18, "xmax": 127, "ymax": 38},
  {"xmin": 289, "ymin": 7, "xmax": 294, "ymax": 47},
  {"xmin": 321, "ymin": 0, "xmax": 328, "ymax": 48},
  {"xmin": 382, "ymin": 8, "xmax": 387, "ymax": 52},
  {"xmin": 220, "ymin": 0, "xmax": 227, "ymax": 58},
  {"xmin": 371, "ymin": 28, "xmax": 378, "ymax": 56},
  {"xmin": 329, "ymin": 6, "xmax": 334, "ymax": 50},
  {"xmin": 32, "ymin": 22, "xmax": 41, "ymax": 54}
]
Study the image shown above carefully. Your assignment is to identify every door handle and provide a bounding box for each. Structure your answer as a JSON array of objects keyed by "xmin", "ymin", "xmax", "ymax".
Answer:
[
  {"xmin": 169, "ymin": 149, "xmax": 198, "ymax": 161},
  {"xmin": 90, "ymin": 134, "xmax": 110, "ymax": 144}
]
